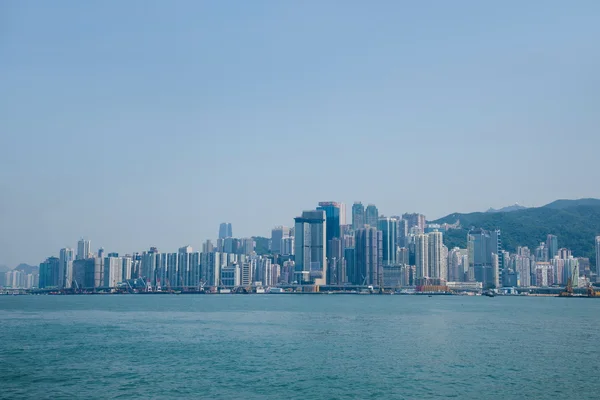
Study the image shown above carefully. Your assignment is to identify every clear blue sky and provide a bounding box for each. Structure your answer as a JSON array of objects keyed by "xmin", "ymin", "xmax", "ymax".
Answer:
[{"xmin": 1, "ymin": 0, "xmax": 599, "ymax": 267}]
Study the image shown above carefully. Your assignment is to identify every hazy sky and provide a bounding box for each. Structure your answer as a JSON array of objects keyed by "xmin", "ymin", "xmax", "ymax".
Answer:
[{"xmin": 1, "ymin": 0, "xmax": 599, "ymax": 267}]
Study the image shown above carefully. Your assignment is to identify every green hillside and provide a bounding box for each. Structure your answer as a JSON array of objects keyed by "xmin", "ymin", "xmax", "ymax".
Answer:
[{"xmin": 433, "ymin": 204, "xmax": 600, "ymax": 266}]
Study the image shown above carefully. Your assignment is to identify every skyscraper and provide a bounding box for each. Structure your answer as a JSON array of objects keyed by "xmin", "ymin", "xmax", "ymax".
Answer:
[
  {"xmin": 294, "ymin": 210, "xmax": 327, "ymax": 285},
  {"xmin": 271, "ymin": 226, "xmax": 290, "ymax": 254},
  {"xmin": 282, "ymin": 237, "xmax": 295, "ymax": 256},
  {"xmin": 415, "ymin": 234, "xmax": 429, "ymax": 279},
  {"xmin": 219, "ymin": 223, "xmax": 232, "ymax": 239},
  {"xmin": 365, "ymin": 204, "xmax": 379, "ymax": 228},
  {"xmin": 178, "ymin": 246, "xmax": 193, "ymax": 286},
  {"xmin": 378, "ymin": 217, "xmax": 398, "ymax": 266},
  {"xmin": 428, "ymin": 231, "xmax": 444, "ymax": 280},
  {"xmin": 59, "ymin": 247, "xmax": 75, "ymax": 288},
  {"xmin": 317, "ymin": 202, "xmax": 342, "ymax": 244},
  {"xmin": 103, "ymin": 255, "xmax": 123, "ymax": 288},
  {"xmin": 468, "ymin": 229, "xmax": 502, "ymax": 288},
  {"xmin": 39, "ymin": 257, "xmax": 60, "ymax": 288},
  {"xmin": 339, "ymin": 203, "xmax": 347, "ymax": 226},
  {"xmin": 354, "ymin": 227, "xmax": 382, "ymax": 286},
  {"xmin": 546, "ymin": 235, "xmax": 558, "ymax": 260},
  {"xmin": 448, "ymin": 247, "xmax": 468, "ymax": 282},
  {"xmin": 352, "ymin": 202, "xmax": 365, "ymax": 231},
  {"xmin": 77, "ymin": 238, "xmax": 91, "ymax": 260}
]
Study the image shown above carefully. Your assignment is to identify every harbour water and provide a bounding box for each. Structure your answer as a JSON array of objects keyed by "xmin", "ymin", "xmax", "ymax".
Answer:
[{"xmin": 1, "ymin": 295, "xmax": 599, "ymax": 399}]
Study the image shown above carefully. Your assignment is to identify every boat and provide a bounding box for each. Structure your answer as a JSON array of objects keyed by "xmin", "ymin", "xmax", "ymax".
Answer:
[{"xmin": 483, "ymin": 291, "xmax": 495, "ymax": 297}]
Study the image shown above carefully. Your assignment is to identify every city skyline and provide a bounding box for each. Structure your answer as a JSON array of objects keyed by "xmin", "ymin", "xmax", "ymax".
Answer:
[
  {"xmin": 4, "ymin": 197, "xmax": 598, "ymax": 292},
  {"xmin": 2, "ymin": 197, "xmax": 600, "ymax": 269}
]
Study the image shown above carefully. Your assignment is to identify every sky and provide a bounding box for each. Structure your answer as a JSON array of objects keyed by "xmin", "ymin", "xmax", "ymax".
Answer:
[{"xmin": 1, "ymin": 0, "xmax": 599, "ymax": 267}]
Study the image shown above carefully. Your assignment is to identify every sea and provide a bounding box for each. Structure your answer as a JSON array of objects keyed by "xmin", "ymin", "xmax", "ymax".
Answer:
[{"xmin": 1, "ymin": 294, "xmax": 599, "ymax": 399}]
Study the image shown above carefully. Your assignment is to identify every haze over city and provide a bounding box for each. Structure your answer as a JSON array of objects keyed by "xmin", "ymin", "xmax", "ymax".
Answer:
[{"xmin": 2, "ymin": 0, "xmax": 599, "ymax": 267}]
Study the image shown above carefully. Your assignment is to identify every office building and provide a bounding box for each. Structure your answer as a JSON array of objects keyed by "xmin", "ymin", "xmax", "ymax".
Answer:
[
  {"xmin": 468, "ymin": 229, "xmax": 502, "ymax": 288},
  {"xmin": 415, "ymin": 234, "xmax": 428, "ymax": 279},
  {"xmin": 294, "ymin": 210, "xmax": 327, "ymax": 285},
  {"xmin": 354, "ymin": 227, "xmax": 382, "ymax": 286},
  {"xmin": 327, "ymin": 237, "xmax": 345, "ymax": 285},
  {"xmin": 220, "ymin": 264, "xmax": 241, "ymax": 287},
  {"xmin": 365, "ymin": 204, "xmax": 379, "ymax": 228},
  {"xmin": 72, "ymin": 258, "xmax": 96, "ymax": 289},
  {"xmin": 76, "ymin": 238, "xmax": 91, "ymax": 260},
  {"xmin": 219, "ymin": 223, "xmax": 233, "ymax": 239},
  {"xmin": 317, "ymin": 202, "xmax": 342, "ymax": 245},
  {"xmin": 352, "ymin": 202, "xmax": 365, "ymax": 230},
  {"xmin": 546, "ymin": 235, "xmax": 558, "ymax": 260},
  {"xmin": 59, "ymin": 247, "xmax": 75, "ymax": 288},
  {"xmin": 271, "ymin": 226, "xmax": 291, "ymax": 254},
  {"xmin": 39, "ymin": 257, "xmax": 60, "ymax": 289},
  {"xmin": 378, "ymin": 217, "xmax": 398, "ymax": 266}
]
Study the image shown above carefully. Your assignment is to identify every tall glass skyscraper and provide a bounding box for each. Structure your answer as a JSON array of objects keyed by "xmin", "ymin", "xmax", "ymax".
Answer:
[
  {"xmin": 365, "ymin": 204, "xmax": 379, "ymax": 228},
  {"xmin": 352, "ymin": 202, "xmax": 365, "ymax": 231},
  {"xmin": 219, "ymin": 223, "xmax": 232, "ymax": 239},
  {"xmin": 377, "ymin": 217, "xmax": 398, "ymax": 266},
  {"xmin": 546, "ymin": 234, "xmax": 558, "ymax": 260},
  {"xmin": 294, "ymin": 210, "xmax": 327, "ymax": 286},
  {"xmin": 317, "ymin": 202, "xmax": 341, "ymax": 243},
  {"xmin": 354, "ymin": 227, "xmax": 382, "ymax": 286}
]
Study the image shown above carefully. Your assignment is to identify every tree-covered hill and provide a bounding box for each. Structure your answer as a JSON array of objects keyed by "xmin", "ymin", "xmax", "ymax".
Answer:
[{"xmin": 433, "ymin": 203, "xmax": 600, "ymax": 265}]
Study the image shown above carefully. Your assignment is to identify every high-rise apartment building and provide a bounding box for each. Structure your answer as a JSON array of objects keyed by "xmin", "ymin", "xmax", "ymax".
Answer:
[
  {"xmin": 428, "ymin": 231, "xmax": 444, "ymax": 280},
  {"xmin": 365, "ymin": 204, "xmax": 379, "ymax": 228},
  {"xmin": 77, "ymin": 238, "xmax": 91, "ymax": 260},
  {"xmin": 103, "ymin": 256, "xmax": 123, "ymax": 288},
  {"xmin": 378, "ymin": 217, "xmax": 398, "ymax": 266},
  {"xmin": 219, "ymin": 223, "xmax": 233, "ymax": 239},
  {"xmin": 177, "ymin": 246, "xmax": 193, "ymax": 286},
  {"xmin": 354, "ymin": 227, "xmax": 382, "ymax": 286},
  {"xmin": 294, "ymin": 210, "xmax": 327, "ymax": 285},
  {"xmin": 352, "ymin": 202, "xmax": 365, "ymax": 231},
  {"xmin": 415, "ymin": 234, "xmax": 428, "ymax": 279},
  {"xmin": 59, "ymin": 248, "xmax": 75, "ymax": 288},
  {"xmin": 448, "ymin": 247, "xmax": 468, "ymax": 282},
  {"xmin": 402, "ymin": 213, "xmax": 426, "ymax": 233},
  {"xmin": 271, "ymin": 226, "xmax": 291, "ymax": 254}
]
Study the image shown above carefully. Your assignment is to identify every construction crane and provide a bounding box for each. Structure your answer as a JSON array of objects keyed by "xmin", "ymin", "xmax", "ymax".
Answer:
[
  {"xmin": 559, "ymin": 278, "xmax": 574, "ymax": 297},
  {"xmin": 586, "ymin": 282, "xmax": 597, "ymax": 297}
]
